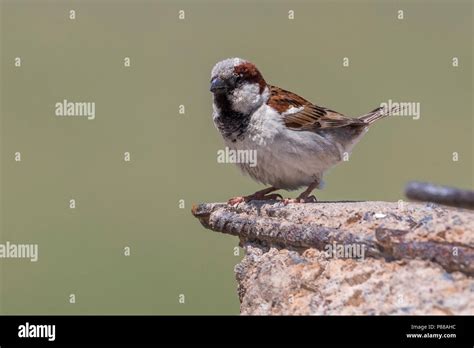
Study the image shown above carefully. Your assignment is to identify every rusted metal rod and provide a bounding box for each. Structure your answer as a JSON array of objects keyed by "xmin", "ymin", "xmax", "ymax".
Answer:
[
  {"xmin": 405, "ymin": 181, "xmax": 474, "ymax": 210},
  {"xmin": 192, "ymin": 202, "xmax": 474, "ymax": 276}
]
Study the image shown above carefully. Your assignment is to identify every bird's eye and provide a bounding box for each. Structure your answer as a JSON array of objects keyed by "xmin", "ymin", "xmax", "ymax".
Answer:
[{"xmin": 233, "ymin": 74, "xmax": 243, "ymax": 84}]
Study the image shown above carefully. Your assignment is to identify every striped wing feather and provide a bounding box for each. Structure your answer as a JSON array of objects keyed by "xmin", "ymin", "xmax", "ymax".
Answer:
[{"xmin": 267, "ymin": 85, "xmax": 366, "ymax": 130}]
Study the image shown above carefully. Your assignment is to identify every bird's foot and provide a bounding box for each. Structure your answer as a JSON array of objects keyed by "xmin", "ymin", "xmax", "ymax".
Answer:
[
  {"xmin": 282, "ymin": 195, "xmax": 318, "ymax": 205},
  {"xmin": 227, "ymin": 196, "xmax": 246, "ymax": 205},
  {"xmin": 227, "ymin": 193, "xmax": 283, "ymax": 206}
]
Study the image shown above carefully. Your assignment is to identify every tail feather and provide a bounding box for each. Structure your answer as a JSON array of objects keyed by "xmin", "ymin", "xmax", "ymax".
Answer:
[{"xmin": 358, "ymin": 105, "xmax": 404, "ymax": 125}]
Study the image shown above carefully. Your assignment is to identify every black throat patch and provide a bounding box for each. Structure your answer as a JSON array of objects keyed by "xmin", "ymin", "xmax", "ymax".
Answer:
[{"xmin": 213, "ymin": 93, "xmax": 251, "ymax": 142}]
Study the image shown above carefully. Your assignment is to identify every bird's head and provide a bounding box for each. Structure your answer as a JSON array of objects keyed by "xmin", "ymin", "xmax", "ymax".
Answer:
[{"xmin": 210, "ymin": 58, "xmax": 269, "ymax": 115}]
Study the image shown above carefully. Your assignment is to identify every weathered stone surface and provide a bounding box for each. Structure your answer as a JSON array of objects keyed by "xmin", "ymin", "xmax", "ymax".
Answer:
[
  {"xmin": 236, "ymin": 245, "xmax": 473, "ymax": 315},
  {"xmin": 192, "ymin": 201, "xmax": 474, "ymax": 315}
]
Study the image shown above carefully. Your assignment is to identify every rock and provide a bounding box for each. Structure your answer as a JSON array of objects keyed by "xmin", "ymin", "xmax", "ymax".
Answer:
[{"xmin": 192, "ymin": 201, "xmax": 474, "ymax": 315}]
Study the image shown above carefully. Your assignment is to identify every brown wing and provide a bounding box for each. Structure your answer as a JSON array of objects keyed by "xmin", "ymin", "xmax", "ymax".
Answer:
[{"xmin": 267, "ymin": 85, "xmax": 366, "ymax": 130}]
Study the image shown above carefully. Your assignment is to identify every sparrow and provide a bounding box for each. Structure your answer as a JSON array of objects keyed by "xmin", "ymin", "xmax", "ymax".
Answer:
[{"xmin": 210, "ymin": 57, "xmax": 394, "ymax": 205}]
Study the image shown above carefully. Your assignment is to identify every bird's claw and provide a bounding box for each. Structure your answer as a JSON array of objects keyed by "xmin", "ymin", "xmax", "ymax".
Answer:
[
  {"xmin": 282, "ymin": 195, "xmax": 318, "ymax": 205},
  {"xmin": 227, "ymin": 193, "xmax": 283, "ymax": 206},
  {"xmin": 227, "ymin": 196, "xmax": 246, "ymax": 205}
]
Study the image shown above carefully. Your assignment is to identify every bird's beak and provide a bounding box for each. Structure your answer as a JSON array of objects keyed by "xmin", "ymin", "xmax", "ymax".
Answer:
[{"xmin": 210, "ymin": 77, "xmax": 226, "ymax": 93}]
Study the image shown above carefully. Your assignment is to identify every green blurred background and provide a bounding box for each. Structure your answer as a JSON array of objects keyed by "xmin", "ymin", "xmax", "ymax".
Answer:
[{"xmin": 0, "ymin": 0, "xmax": 472, "ymax": 314}]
